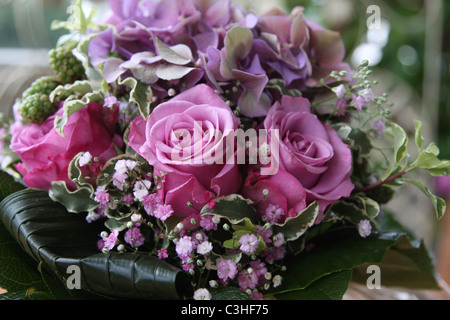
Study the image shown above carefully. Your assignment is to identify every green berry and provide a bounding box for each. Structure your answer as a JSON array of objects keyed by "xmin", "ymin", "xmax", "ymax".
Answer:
[
  {"xmin": 48, "ymin": 42, "xmax": 85, "ymax": 84},
  {"xmin": 19, "ymin": 93, "xmax": 58, "ymax": 124},
  {"xmin": 22, "ymin": 76, "xmax": 60, "ymax": 98}
]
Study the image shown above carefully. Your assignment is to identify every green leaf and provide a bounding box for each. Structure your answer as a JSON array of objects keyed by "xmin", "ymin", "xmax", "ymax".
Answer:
[
  {"xmin": 352, "ymin": 237, "xmax": 439, "ymax": 290},
  {"xmin": 384, "ymin": 123, "xmax": 409, "ymax": 179},
  {"xmin": 0, "ymin": 171, "xmax": 25, "ymax": 202},
  {"xmin": 118, "ymin": 77, "xmax": 152, "ymax": 119},
  {"xmin": 274, "ymin": 270, "xmax": 352, "ymax": 300},
  {"xmin": 352, "ymin": 210, "xmax": 439, "ymax": 289},
  {"xmin": 52, "ymin": 81, "xmax": 104, "ymax": 137},
  {"xmin": 49, "ymin": 181, "xmax": 99, "ymax": 213},
  {"xmin": 0, "ymin": 189, "xmax": 193, "ymax": 299},
  {"xmin": 0, "ymin": 223, "xmax": 46, "ymax": 294},
  {"xmin": 270, "ymin": 230, "xmax": 403, "ymax": 296},
  {"xmin": 272, "ymin": 202, "xmax": 319, "ymax": 242},
  {"xmin": 332, "ymin": 198, "xmax": 379, "ymax": 226},
  {"xmin": 49, "ymin": 80, "xmax": 94, "ymax": 102},
  {"xmin": 404, "ymin": 179, "xmax": 446, "ymax": 220},
  {"xmin": 74, "ymin": 33, "xmax": 104, "ymax": 82},
  {"xmin": 210, "ymin": 286, "xmax": 251, "ymax": 300},
  {"xmin": 412, "ymin": 148, "xmax": 450, "ymax": 176},
  {"xmin": 68, "ymin": 152, "xmax": 95, "ymax": 190},
  {"xmin": 349, "ymin": 129, "xmax": 372, "ymax": 156},
  {"xmin": 414, "ymin": 120, "xmax": 424, "ymax": 150},
  {"xmin": 201, "ymin": 194, "xmax": 258, "ymax": 225}
]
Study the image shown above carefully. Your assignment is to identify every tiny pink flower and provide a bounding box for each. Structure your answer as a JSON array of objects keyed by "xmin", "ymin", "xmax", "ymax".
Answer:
[
  {"xmin": 142, "ymin": 193, "xmax": 163, "ymax": 215},
  {"xmin": 273, "ymin": 232, "xmax": 285, "ymax": 248},
  {"xmin": 239, "ymin": 234, "xmax": 259, "ymax": 254},
  {"xmin": 217, "ymin": 259, "xmax": 238, "ymax": 281},
  {"xmin": 103, "ymin": 230, "xmax": 119, "ymax": 250},
  {"xmin": 238, "ymin": 269, "xmax": 259, "ymax": 291},
  {"xmin": 332, "ymin": 84, "xmax": 346, "ymax": 99},
  {"xmin": 249, "ymin": 260, "xmax": 268, "ymax": 278},
  {"xmin": 372, "ymin": 120, "xmax": 386, "ymax": 138},
  {"xmin": 94, "ymin": 185, "xmax": 110, "ymax": 205},
  {"xmin": 122, "ymin": 193, "xmax": 134, "ymax": 204},
  {"xmin": 124, "ymin": 227, "xmax": 146, "ymax": 248},
  {"xmin": 104, "ymin": 96, "xmax": 118, "ymax": 108},
  {"xmin": 352, "ymin": 94, "xmax": 365, "ymax": 111},
  {"xmin": 176, "ymin": 235, "xmax": 194, "ymax": 261},
  {"xmin": 158, "ymin": 248, "xmax": 169, "ymax": 259},
  {"xmin": 112, "ymin": 171, "xmax": 128, "ymax": 191},
  {"xmin": 257, "ymin": 226, "xmax": 272, "ymax": 244},
  {"xmin": 199, "ymin": 215, "xmax": 217, "ymax": 231},
  {"xmin": 153, "ymin": 204, "xmax": 174, "ymax": 221},
  {"xmin": 97, "ymin": 239, "xmax": 104, "ymax": 251},
  {"xmin": 264, "ymin": 204, "xmax": 285, "ymax": 224},
  {"xmin": 251, "ymin": 292, "xmax": 263, "ymax": 300},
  {"xmin": 336, "ymin": 98, "xmax": 347, "ymax": 117}
]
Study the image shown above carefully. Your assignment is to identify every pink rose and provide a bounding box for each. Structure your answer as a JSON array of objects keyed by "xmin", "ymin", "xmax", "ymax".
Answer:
[
  {"xmin": 10, "ymin": 102, "xmax": 123, "ymax": 190},
  {"xmin": 262, "ymin": 95, "xmax": 354, "ymax": 222},
  {"xmin": 128, "ymin": 84, "xmax": 242, "ymax": 227},
  {"xmin": 240, "ymin": 170, "xmax": 307, "ymax": 224}
]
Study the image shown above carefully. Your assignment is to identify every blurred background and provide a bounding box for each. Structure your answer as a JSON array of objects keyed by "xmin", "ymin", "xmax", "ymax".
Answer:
[{"xmin": 0, "ymin": 0, "xmax": 449, "ymax": 294}]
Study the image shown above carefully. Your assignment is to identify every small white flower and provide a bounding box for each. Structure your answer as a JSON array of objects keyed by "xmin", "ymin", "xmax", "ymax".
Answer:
[
  {"xmin": 125, "ymin": 160, "xmax": 138, "ymax": 171},
  {"xmin": 133, "ymin": 180, "xmax": 152, "ymax": 201},
  {"xmin": 114, "ymin": 159, "xmax": 128, "ymax": 174},
  {"xmin": 272, "ymin": 275, "xmax": 283, "ymax": 288},
  {"xmin": 358, "ymin": 219, "xmax": 372, "ymax": 238},
  {"xmin": 197, "ymin": 241, "xmax": 213, "ymax": 255},
  {"xmin": 131, "ymin": 213, "xmax": 142, "ymax": 223},
  {"xmin": 193, "ymin": 288, "xmax": 212, "ymax": 300},
  {"xmin": 78, "ymin": 152, "xmax": 92, "ymax": 167}
]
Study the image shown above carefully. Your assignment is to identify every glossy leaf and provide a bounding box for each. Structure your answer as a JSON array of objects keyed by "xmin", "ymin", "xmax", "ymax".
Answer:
[
  {"xmin": 0, "ymin": 189, "xmax": 193, "ymax": 299},
  {"xmin": 274, "ymin": 270, "xmax": 352, "ymax": 300}
]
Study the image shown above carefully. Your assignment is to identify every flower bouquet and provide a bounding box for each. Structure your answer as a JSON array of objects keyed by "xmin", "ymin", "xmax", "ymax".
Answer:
[{"xmin": 0, "ymin": 0, "xmax": 449, "ymax": 301}]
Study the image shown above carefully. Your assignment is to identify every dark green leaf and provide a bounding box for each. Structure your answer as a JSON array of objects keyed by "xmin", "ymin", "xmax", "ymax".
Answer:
[
  {"xmin": 351, "ymin": 210, "xmax": 440, "ymax": 289},
  {"xmin": 0, "ymin": 170, "xmax": 25, "ymax": 202},
  {"xmin": 270, "ymin": 230, "xmax": 402, "ymax": 296},
  {"xmin": 0, "ymin": 223, "xmax": 45, "ymax": 294},
  {"xmin": 0, "ymin": 189, "xmax": 192, "ymax": 299},
  {"xmin": 349, "ymin": 129, "xmax": 372, "ymax": 156},
  {"xmin": 210, "ymin": 286, "xmax": 252, "ymax": 300},
  {"xmin": 274, "ymin": 270, "xmax": 352, "ymax": 300},
  {"xmin": 351, "ymin": 237, "xmax": 439, "ymax": 290}
]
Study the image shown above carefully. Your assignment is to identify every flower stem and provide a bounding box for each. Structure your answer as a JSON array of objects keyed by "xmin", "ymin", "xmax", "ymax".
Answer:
[{"xmin": 352, "ymin": 170, "xmax": 407, "ymax": 195}]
